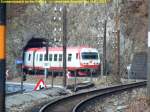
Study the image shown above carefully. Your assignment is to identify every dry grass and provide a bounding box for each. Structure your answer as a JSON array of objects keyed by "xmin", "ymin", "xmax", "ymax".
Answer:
[
  {"xmin": 7, "ymin": 75, "xmax": 96, "ymax": 85},
  {"xmin": 7, "ymin": 75, "xmax": 115, "ymax": 87},
  {"xmin": 126, "ymin": 96, "xmax": 150, "ymax": 112}
]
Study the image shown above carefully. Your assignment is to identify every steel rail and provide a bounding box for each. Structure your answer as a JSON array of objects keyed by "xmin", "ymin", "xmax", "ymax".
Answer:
[
  {"xmin": 73, "ymin": 81, "xmax": 146, "ymax": 112},
  {"xmin": 39, "ymin": 81, "xmax": 146, "ymax": 112}
]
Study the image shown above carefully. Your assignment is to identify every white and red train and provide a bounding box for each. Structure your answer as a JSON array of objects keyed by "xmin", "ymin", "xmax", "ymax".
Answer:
[{"xmin": 23, "ymin": 46, "xmax": 101, "ymax": 76}]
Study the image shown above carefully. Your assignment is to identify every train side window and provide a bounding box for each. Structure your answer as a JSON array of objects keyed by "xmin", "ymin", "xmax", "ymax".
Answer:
[
  {"xmin": 44, "ymin": 54, "xmax": 48, "ymax": 61},
  {"xmin": 28, "ymin": 54, "xmax": 31, "ymax": 61},
  {"xmin": 59, "ymin": 54, "xmax": 62, "ymax": 61},
  {"xmin": 36, "ymin": 54, "xmax": 38, "ymax": 61},
  {"xmin": 68, "ymin": 54, "xmax": 72, "ymax": 61},
  {"xmin": 54, "ymin": 54, "xmax": 57, "ymax": 61},
  {"xmin": 49, "ymin": 54, "xmax": 52, "ymax": 61},
  {"xmin": 39, "ymin": 54, "xmax": 43, "ymax": 61}
]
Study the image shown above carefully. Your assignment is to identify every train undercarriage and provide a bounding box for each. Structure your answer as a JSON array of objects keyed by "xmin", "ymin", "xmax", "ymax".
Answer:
[{"xmin": 23, "ymin": 68, "xmax": 100, "ymax": 77}]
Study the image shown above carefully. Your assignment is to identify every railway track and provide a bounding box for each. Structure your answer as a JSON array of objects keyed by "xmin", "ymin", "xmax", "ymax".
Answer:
[{"xmin": 39, "ymin": 81, "xmax": 146, "ymax": 112}]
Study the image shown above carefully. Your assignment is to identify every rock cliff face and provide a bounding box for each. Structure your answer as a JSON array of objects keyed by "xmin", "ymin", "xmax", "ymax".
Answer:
[
  {"xmin": 120, "ymin": 0, "xmax": 148, "ymax": 63},
  {"xmin": 7, "ymin": 1, "xmax": 147, "ymax": 77}
]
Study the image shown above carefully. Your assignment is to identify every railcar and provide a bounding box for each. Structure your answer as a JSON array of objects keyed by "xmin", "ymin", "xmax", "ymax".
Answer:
[{"xmin": 23, "ymin": 47, "xmax": 101, "ymax": 76}]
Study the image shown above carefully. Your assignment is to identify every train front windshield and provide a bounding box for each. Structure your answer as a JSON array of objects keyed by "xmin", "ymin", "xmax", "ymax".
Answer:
[{"xmin": 81, "ymin": 52, "xmax": 98, "ymax": 60}]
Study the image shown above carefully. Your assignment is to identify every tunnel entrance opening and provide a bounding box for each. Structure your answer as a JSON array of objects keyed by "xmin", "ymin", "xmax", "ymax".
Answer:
[{"xmin": 23, "ymin": 37, "xmax": 48, "ymax": 51}]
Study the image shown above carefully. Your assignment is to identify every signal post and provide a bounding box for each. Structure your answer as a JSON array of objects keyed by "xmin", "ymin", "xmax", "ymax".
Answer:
[{"xmin": 0, "ymin": 4, "xmax": 6, "ymax": 112}]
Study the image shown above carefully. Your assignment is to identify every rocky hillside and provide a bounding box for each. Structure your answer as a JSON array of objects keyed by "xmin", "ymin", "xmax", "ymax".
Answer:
[
  {"xmin": 6, "ymin": 0, "xmax": 148, "ymax": 78},
  {"xmin": 120, "ymin": 0, "xmax": 148, "ymax": 64}
]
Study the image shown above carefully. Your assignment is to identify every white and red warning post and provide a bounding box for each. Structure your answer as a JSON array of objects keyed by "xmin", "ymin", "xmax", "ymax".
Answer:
[{"xmin": 34, "ymin": 79, "xmax": 47, "ymax": 91}]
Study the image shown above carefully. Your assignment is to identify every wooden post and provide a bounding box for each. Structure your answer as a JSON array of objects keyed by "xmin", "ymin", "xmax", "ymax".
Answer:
[
  {"xmin": 51, "ymin": 71, "xmax": 54, "ymax": 88},
  {"xmin": 90, "ymin": 69, "xmax": 93, "ymax": 82},
  {"xmin": 103, "ymin": 20, "xmax": 107, "ymax": 76},
  {"xmin": 74, "ymin": 71, "xmax": 77, "ymax": 92},
  {"xmin": 116, "ymin": 29, "xmax": 120, "ymax": 81},
  {"xmin": 114, "ymin": 0, "xmax": 121, "ymax": 82},
  {"xmin": 63, "ymin": 6, "xmax": 67, "ymax": 87}
]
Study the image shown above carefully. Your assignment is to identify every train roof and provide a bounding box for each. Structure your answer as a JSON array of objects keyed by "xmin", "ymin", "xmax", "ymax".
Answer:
[{"xmin": 26, "ymin": 46, "xmax": 97, "ymax": 52}]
